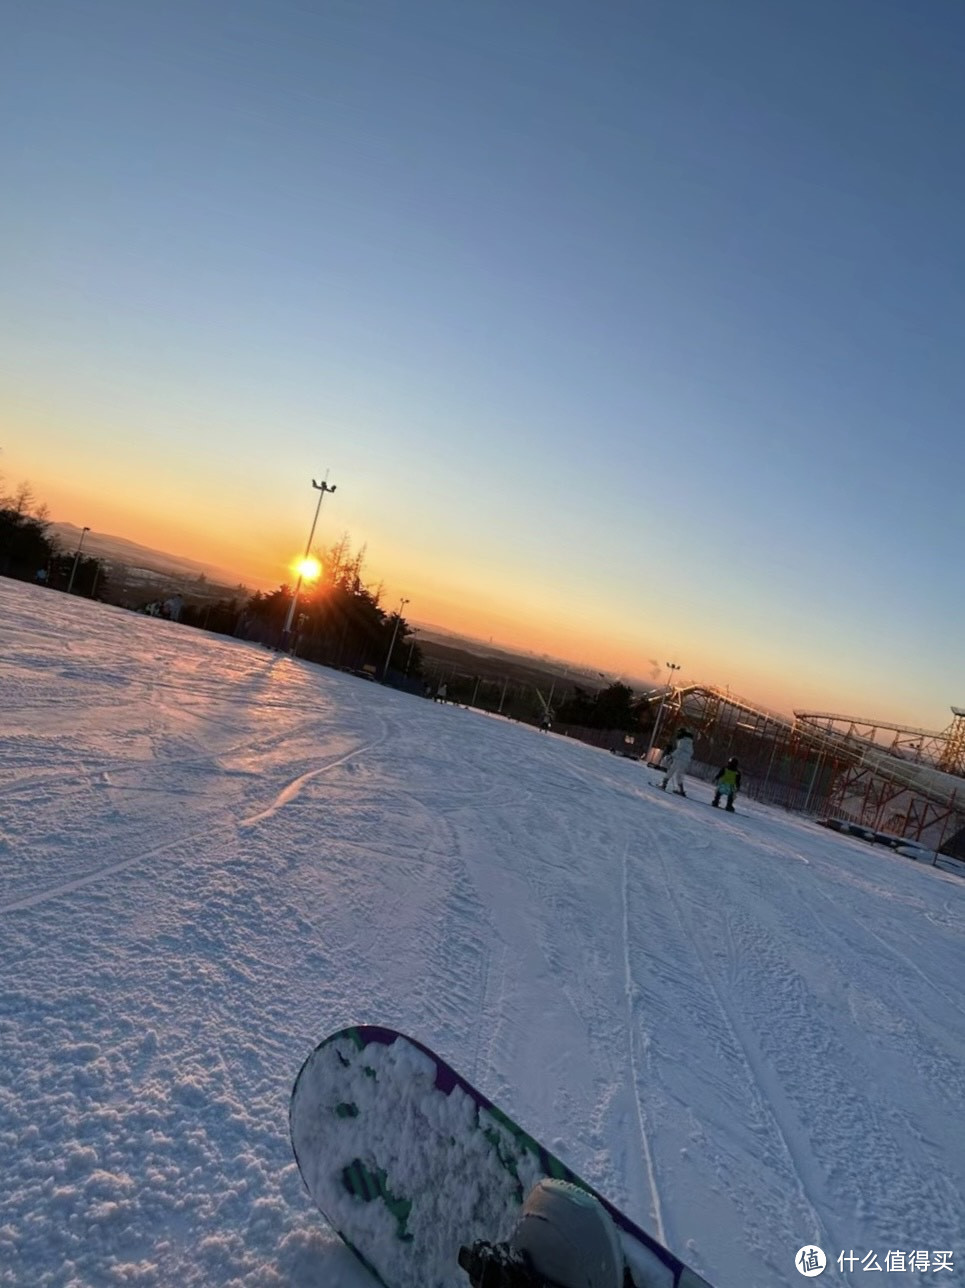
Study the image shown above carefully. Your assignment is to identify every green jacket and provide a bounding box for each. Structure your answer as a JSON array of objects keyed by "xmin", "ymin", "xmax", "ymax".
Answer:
[{"xmin": 715, "ymin": 766, "xmax": 741, "ymax": 790}]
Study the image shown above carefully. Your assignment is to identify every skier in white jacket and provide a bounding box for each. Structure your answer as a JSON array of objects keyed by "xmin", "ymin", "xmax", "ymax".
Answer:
[{"xmin": 660, "ymin": 728, "xmax": 694, "ymax": 796}]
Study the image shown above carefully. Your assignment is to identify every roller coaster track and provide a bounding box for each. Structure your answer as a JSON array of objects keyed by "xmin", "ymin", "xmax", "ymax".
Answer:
[
  {"xmin": 795, "ymin": 708, "xmax": 965, "ymax": 778},
  {"xmin": 636, "ymin": 682, "xmax": 963, "ymax": 811}
]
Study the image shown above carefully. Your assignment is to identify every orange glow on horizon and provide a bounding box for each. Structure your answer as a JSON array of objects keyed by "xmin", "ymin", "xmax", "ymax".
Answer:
[{"xmin": 10, "ymin": 462, "xmax": 807, "ymax": 718}]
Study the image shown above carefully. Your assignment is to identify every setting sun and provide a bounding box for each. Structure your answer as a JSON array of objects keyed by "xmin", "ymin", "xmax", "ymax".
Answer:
[{"xmin": 294, "ymin": 556, "xmax": 322, "ymax": 581}]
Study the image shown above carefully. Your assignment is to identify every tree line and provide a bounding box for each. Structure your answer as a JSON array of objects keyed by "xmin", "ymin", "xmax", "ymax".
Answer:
[
  {"xmin": 0, "ymin": 477, "xmax": 419, "ymax": 679},
  {"xmin": 180, "ymin": 535, "xmax": 423, "ymax": 681},
  {"xmin": 554, "ymin": 681, "xmax": 644, "ymax": 731},
  {"xmin": 0, "ymin": 482, "xmax": 107, "ymax": 597}
]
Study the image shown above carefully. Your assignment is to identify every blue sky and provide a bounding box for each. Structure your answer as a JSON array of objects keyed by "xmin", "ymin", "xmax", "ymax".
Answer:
[{"xmin": 2, "ymin": 0, "xmax": 963, "ymax": 723}]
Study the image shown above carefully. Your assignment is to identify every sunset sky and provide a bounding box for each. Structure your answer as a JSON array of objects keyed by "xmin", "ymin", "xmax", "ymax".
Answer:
[{"xmin": 3, "ymin": 0, "xmax": 963, "ymax": 726}]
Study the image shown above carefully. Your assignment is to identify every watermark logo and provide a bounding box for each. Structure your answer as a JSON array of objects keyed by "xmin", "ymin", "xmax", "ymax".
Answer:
[
  {"xmin": 796, "ymin": 1246, "xmax": 827, "ymax": 1276},
  {"xmin": 836, "ymin": 1249, "xmax": 954, "ymax": 1273}
]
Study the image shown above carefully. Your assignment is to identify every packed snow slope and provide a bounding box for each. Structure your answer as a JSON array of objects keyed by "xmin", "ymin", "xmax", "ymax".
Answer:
[{"xmin": 1, "ymin": 578, "xmax": 963, "ymax": 1288}]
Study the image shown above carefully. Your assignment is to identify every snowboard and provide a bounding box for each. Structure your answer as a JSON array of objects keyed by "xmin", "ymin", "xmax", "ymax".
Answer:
[
  {"xmin": 649, "ymin": 783, "xmax": 737, "ymax": 813},
  {"xmin": 648, "ymin": 783, "xmax": 688, "ymax": 799},
  {"xmin": 290, "ymin": 1024, "xmax": 712, "ymax": 1288}
]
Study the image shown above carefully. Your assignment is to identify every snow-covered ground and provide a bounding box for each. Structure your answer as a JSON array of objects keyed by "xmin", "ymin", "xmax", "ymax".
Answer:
[{"xmin": 1, "ymin": 577, "xmax": 963, "ymax": 1288}]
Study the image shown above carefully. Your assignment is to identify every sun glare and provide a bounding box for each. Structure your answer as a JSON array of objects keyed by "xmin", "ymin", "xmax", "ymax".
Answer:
[{"xmin": 294, "ymin": 556, "xmax": 322, "ymax": 581}]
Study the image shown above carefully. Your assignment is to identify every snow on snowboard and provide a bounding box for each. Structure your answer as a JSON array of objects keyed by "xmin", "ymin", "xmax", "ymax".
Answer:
[{"xmin": 290, "ymin": 1024, "xmax": 712, "ymax": 1288}]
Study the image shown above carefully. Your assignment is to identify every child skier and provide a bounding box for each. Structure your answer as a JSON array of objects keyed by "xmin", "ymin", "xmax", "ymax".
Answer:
[
  {"xmin": 712, "ymin": 757, "xmax": 741, "ymax": 811},
  {"xmin": 659, "ymin": 727, "xmax": 694, "ymax": 796}
]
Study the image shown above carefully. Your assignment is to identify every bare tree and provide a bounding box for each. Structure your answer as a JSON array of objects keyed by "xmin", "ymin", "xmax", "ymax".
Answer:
[{"xmin": 10, "ymin": 482, "xmax": 36, "ymax": 515}]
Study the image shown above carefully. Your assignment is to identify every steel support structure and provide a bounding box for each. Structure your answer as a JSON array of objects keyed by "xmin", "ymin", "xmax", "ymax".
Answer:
[{"xmin": 625, "ymin": 687, "xmax": 965, "ymax": 857}]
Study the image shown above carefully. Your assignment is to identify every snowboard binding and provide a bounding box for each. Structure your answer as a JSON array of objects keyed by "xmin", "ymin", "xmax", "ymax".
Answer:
[
  {"xmin": 460, "ymin": 1178, "xmax": 628, "ymax": 1288},
  {"xmin": 459, "ymin": 1240, "xmax": 634, "ymax": 1288},
  {"xmin": 459, "ymin": 1240, "xmax": 552, "ymax": 1287}
]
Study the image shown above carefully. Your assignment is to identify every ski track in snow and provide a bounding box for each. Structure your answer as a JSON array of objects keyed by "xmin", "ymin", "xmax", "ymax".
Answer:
[
  {"xmin": 0, "ymin": 830, "xmax": 231, "ymax": 915},
  {"xmin": 1, "ymin": 578, "xmax": 964, "ymax": 1288},
  {"xmin": 650, "ymin": 835, "xmax": 833, "ymax": 1268},
  {"xmin": 620, "ymin": 832, "xmax": 667, "ymax": 1246},
  {"xmin": 239, "ymin": 738, "xmax": 390, "ymax": 830}
]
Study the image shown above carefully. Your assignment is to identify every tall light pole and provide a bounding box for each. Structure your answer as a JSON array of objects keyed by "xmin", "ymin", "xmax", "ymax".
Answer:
[
  {"xmin": 66, "ymin": 526, "xmax": 90, "ymax": 595},
  {"xmin": 382, "ymin": 597, "xmax": 409, "ymax": 680},
  {"xmin": 283, "ymin": 477, "xmax": 336, "ymax": 640},
  {"xmin": 645, "ymin": 661, "xmax": 681, "ymax": 760},
  {"xmin": 405, "ymin": 628, "xmax": 420, "ymax": 675}
]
